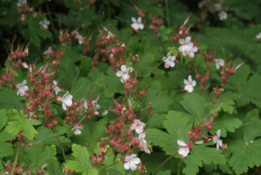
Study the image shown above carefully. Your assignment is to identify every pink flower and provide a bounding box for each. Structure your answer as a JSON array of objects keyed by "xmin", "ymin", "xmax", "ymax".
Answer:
[
  {"xmin": 177, "ymin": 140, "xmax": 190, "ymax": 157},
  {"xmin": 138, "ymin": 132, "xmax": 150, "ymax": 154},
  {"xmin": 124, "ymin": 154, "xmax": 140, "ymax": 170},
  {"xmin": 131, "ymin": 119, "xmax": 145, "ymax": 134}
]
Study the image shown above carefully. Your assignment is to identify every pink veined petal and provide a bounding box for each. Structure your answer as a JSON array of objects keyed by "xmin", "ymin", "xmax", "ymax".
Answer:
[
  {"xmin": 21, "ymin": 80, "xmax": 27, "ymax": 86},
  {"xmin": 189, "ymin": 52, "xmax": 195, "ymax": 58},
  {"xmin": 130, "ymin": 123, "xmax": 137, "ymax": 130},
  {"xmin": 171, "ymin": 56, "xmax": 176, "ymax": 61},
  {"xmin": 132, "ymin": 157, "xmax": 141, "ymax": 164},
  {"xmin": 188, "ymin": 75, "xmax": 192, "ymax": 82},
  {"xmin": 216, "ymin": 63, "xmax": 220, "ymax": 69},
  {"xmin": 192, "ymin": 46, "xmax": 198, "ymax": 52},
  {"xmin": 131, "ymin": 17, "xmax": 136, "ymax": 23},
  {"xmin": 184, "ymin": 79, "xmax": 189, "ymax": 85},
  {"xmin": 178, "ymin": 147, "xmax": 189, "ymax": 157},
  {"xmin": 177, "ymin": 140, "xmax": 187, "ymax": 146},
  {"xmin": 170, "ymin": 61, "xmax": 175, "ymax": 68},
  {"xmin": 139, "ymin": 132, "xmax": 146, "ymax": 139},
  {"xmin": 179, "ymin": 39, "xmax": 185, "ymax": 45},
  {"xmin": 139, "ymin": 23, "xmax": 144, "ymax": 30},
  {"xmin": 21, "ymin": 86, "xmax": 29, "ymax": 92},
  {"xmin": 217, "ymin": 129, "xmax": 221, "ymax": 138},
  {"xmin": 136, "ymin": 126, "xmax": 143, "ymax": 134},
  {"xmin": 130, "ymin": 162, "xmax": 137, "ymax": 171},
  {"xmin": 163, "ymin": 56, "xmax": 167, "ymax": 61},
  {"xmin": 62, "ymin": 103, "xmax": 67, "ymax": 110},
  {"xmin": 213, "ymin": 136, "xmax": 218, "ymax": 143},
  {"xmin": 187, "ymin": 86, "xmax": 193, "ymax": 92},
  {"xmin": 131, "ymin": 23, "xmax": 139, "ymax": 30},
  {"xmin": 124, "ymin": 162, "xmax": 130, "ymax": 170},
  {"xmin": 121, "ymin": 65, "xmax": 127, "ymax": 72},
  {"xmin": 125, "ymin": 155, "xmax": 130, "ymax": 162},
  {"xmin": 192, "ymin": 80, "xmax": 196, "ymax": 87},
  {"xmin": 53, "ymin": 80, "xmax": 57, "ymax": 86},
  {"xmin": 165, "ymin": 63, "xmax": 169, "ymax": 68},
  {"xmin": 129, "ymin": 154, "xmax": 137, "ymax": 159},
  {"xmin": 128, "ymin": 67, "xmax": 133, "ymax": 73},
  {"xmin": 116, "ymin": 71, "xmax": 122, "ymax": 77},
  {"xmin": 178, "ymin": 45, "xmax": 184, "ymax": 52},
  {"xmin": 216, "ymin": 141, "xmax": 220, "ymax": 150},
  {"xmin": 63, "ymin": 98, "xmax": 72, "ymax": 107},
  {"xmin": 185, "ymin": 36, "xmax": 191, "ymax": 43},
  {"xmin": 74, "ymin": 129, "xmax": 81, "ymax": 135},
  {"xmin": 137, "ymin": 17, "xmax": 142, "ymax": 23}
]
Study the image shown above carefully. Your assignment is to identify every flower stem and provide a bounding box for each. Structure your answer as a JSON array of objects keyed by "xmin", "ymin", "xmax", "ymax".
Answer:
[
  {"xmin": 98, "ymin": 160, "xmax": 120, "ymax": 171},
  {"xmin": 165, "ymin": 0, "xmax": 171, "ymax": 26},
  {"xmin": 10, "ymin": 144, "xmax": 21, "ymax": 175},
  {"xmin": 152, "ymin": 152, "xmax": 178, "ymax": 175},
  {"xmin": 52, "ymin": 128, "xmax": 66, "ymax": 161}
]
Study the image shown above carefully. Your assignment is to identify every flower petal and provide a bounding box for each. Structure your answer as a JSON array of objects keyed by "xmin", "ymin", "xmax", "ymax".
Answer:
[{"xmin": 177, "ymin": 140, "xmax": 187, "ymax": 146}]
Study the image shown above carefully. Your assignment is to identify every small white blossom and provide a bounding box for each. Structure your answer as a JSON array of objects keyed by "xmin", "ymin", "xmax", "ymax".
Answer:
[
  {"xmin": 131, "ymin": 119, "xmax": 145, "ymax": 134},
  {"xmin": 72, "ymin": 124, "xmax": 83, "ymax": 135},
  {"xmin": 61, "ymin": 92, "xmax": 73, "ymax": 110},
  {"xmin": 53, "ymin": 80, "xmax": 62, "ymax": 95},
  {"xmin": 215, "ymin": 59, "xmax": 225, "ymax": 69},
  {"xmin": 214, "ymin": 3, "xmax": 222, "ymax": 11},
  {"xmin": 75, "ymin": 31, "xmax": 84, "ymax": 45},
  {"xmin": 116, "ymin": 65, "xmax": 133, "ymax": 83},
  {"xmin": 17, "ymin": 0, "xmax": 27, "ymax": 7},
  {"xmin": 16, "ymin": 80, "xmax": 29, "ymax": 96},
  {"xmin": 213, "ymin": 129, "xmax": 225, "ymax": 150},
  {"xmin": 139, "ymin": 132, "xmax": 150, "ymax": 154},
  {"xmin": 163, "ymin": 53, "xmax": 176, "ymax": 68},
  {"xmin": 131, "ymin": 17, "xmax": 144, "ymax": 31},
  {"xmin": 184, "ymin": 75, "xmax": 196, "ymax": 93},
  {"xmin": 39, "ymin": 18, "xmax": 50, "ymax": 30},
  {"xmin": 177, "ymin": 140, "xmax": 190, "ymax": 157},
  {"xmin": 124, "ymin": 154, "xmax": 141, "ymax": 171},
  {"xmin": 256, "ymin": 32, "xmax": 261, "ymax": 39},
  {"xmin": 44, "ymin": 47, "xmax": 52, "ymax": 58},
  {"xmin": 218, "ymin": 11, "xmax": 227, "ymax": 21},
  {"xmin": 83, "ymin": 98, "xmax": 100, "ymax": 110}
]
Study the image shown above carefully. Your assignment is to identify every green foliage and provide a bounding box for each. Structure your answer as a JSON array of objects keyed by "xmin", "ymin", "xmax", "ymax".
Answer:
[
  {"xmin": 66, "ymin": 144, "xmax": 98, "ymax": 175},
  {"xmin": 5, "ymin": 109, "xmax": 41, "ymax": 139}
]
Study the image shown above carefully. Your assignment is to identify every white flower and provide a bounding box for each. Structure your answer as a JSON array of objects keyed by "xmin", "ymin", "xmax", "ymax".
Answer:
[
  {"xmin": 215, "ymin": 59, "xmax": 225, "ymax": 69},
  {"xmin": 179, "ymin": 42, "xmax": 198, "ymax": 58},
  {"xmin": 39, "ymin": 18, "xmax": 50, "ymax": 30},
  {"xmin": 214, "ymin": 3, "xmax": 222, "ymax": 11},
  {"xmin": 44, "ymin": 47, "xmax": 52, "ymax": 58},
  {"xmin": 256, "ymin": 32, "xmax": 261, "ymax": 39},
  {"xmin": 163, "ymin": 53, "xmax": 176, "ymax": 68},
  {"xmin": 131, "ymin": 17, "xmax": 144, "ymax": 31},
  {"xmin": 83, "ymin": 98, "xmax": 100, "ymax": 110},
  {"xmin": 75, "ymin": 31, "xmax": 84, "ymax": 45},
  {"xmin": 213, "ymin": 129, "xmax": 225, "ymax": 150},
  {"xmin": 72, "ymin": 124, "xmax": 83, "ymax": 135},
  {"xmin": 110, "ymin": 53, "xmax": 114, "ymax": 58},
  {"xmin": 184, "ymin": 75, "xmax": 196, "ymax": 93},
  {"xmin": 53, "ymin": 80, "xmax": 62, "ymax": 95},
  {"xmin": 16, "ymin": 80, "xmax": 29, "ymax": 96},
  {"xmin": 139, "ymin": 132, "xmax": 150, "ymax": 154},
  {"xmin": 177, "ymin": 140, "xmax": 190, "ymax": 157},
  {"xmin": 62, "ymin": 92, "xmax": 73, "ymax": 110},
  {"xmin": 17, "ymin": 0, "xmax": 27, "ymax": 7},
  {"xmin": 124, "ymin": 154, "xmax": 140, "ymax": 171},
  {"xmin": 218, "ymin": 11, "xmax": 227, "ymax": 21},
  {"xmin": 83, "ymin": 100, "xmax": 88, "ymax": 110},
  {"xmin": 116, "ymin": 65, "xmax": 133, "ymax": 83},
  {"xmin": 131, "ymin": 119, "xmax": 145, "ymax": 134}
]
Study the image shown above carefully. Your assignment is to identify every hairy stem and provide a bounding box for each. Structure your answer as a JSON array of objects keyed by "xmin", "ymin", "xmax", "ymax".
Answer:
[
  {"xmin": 52, "ymin": 128, "xmax": 66, "ymax": 161},
  {"xmin": 152, "ymin": 152, "xmax": 178, "ymax": 175},
  {"xmin": 10, "ymin": 144, "xmax": 21, "ymax": 175},
  {"xmin": 99, "ymin": 160, "xmax": 120, "ymax": 171}
]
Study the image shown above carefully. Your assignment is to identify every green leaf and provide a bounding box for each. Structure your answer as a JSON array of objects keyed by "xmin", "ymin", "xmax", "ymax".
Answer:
[
  {"xmin": 22, "ymin": 145, "xmax": 57, "ymax": 170},
  {"xmin": 0, "ymin": 109, "xmax": 8, "ymax": 130},
  {"xmin": 0, "ymin": 89, "xmax": 24, "ymax": 110},
  {"xmin": 0, "ymin": 142, "xmax": 13, "ymax": 159},
  {"xmin": 228, "ymin": 110, "xmax": 261, "ymax": 174},
  {"xmin": 183, "ymin": 145, "xmax": 226, "ymax": 175},
  {"xmin": 66, "ymin": 144, "xmax": 98, "ymax": 175},
  {"xmin": 95, "ymin": 69, "xmax": 125, "ymax": 97},
  {"xmin": 147, "ymin": 111, "xmax": 191, "ymax": 155},
  {"xmin": 5, "ymin": 109, "xmax": 41, "ymax": 139},
  {"xmin": 211, "ymin": 114, "xmax": 242, "ymax": 137}
]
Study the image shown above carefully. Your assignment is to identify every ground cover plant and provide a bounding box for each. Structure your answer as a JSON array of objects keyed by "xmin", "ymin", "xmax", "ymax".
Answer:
[{"xmin": 0, "ymin": 0, "xmax": 261, "ymax": 174}]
